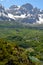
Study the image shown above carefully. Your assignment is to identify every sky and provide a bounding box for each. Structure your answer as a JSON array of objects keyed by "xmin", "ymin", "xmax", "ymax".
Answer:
[{"xmin": 0, "ymin": 0, "xmax": 43, "ymax": 10}]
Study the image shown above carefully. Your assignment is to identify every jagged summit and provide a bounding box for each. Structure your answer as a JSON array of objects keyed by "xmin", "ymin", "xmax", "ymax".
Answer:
[
  {"xmin": 9, "ymin": 5, "xmax": 18, "ymax": 9},
  {"xmin": 0, "ymin": 4, "xmax": 5, "ymax": 12},
  {"xmin": 0, "ymin": 3, "xmax": 43, "ymax": 24},
  {"xmin": 21, "ymin": 3, "xmax": 33, "ymax": 10}
]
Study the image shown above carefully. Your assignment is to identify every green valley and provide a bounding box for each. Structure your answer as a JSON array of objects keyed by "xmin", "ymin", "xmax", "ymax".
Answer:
[{"xmin": 0, "ymin": 21, "xmax": 43, "ymax": 65}]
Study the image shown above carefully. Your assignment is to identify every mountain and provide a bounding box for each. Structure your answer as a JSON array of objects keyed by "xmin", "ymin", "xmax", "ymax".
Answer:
[
  {"xmin": 7, "ymin": 3, "xmax": 33, "ymax": 15},
  {"xmin": 0, "ymin": 4, "xmax": 15, "ymax": 21},
  {"xmin": 0, "ymin": 3, "xmax": 43, "ymax": 24},
  {"xmin": 7, "ymin": 3, "xmax": 43, "ymax": 24}
]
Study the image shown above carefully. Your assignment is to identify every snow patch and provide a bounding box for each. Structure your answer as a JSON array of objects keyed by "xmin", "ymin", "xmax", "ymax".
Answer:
[
  {"xmin": 8, "ymin": 13, "xmax": 15, "ymax": 19},
  {"xmin": 37, "ymin": 14, "xmax": 43, "ymax": 24},
  {"xmin": 14, "ymin": 14, "xmax": 26, "ymax": 18}
]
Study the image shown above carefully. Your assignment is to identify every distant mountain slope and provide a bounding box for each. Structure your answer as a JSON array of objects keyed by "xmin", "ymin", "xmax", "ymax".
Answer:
[
  {"xmin": 0, "ymin": 4, "xmax": 15, "ymax": 21},
  {"xmin": 0, "ymin": 3, "xmax": 43, "ymax": 24},
  {"xmin": 7, "ymin": 3, "xmax": 43, "ymax": 24}
]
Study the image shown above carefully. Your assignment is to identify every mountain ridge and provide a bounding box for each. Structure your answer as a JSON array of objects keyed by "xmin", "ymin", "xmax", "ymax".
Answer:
[{"xmin": 0, "ymin": 3, "xmax": 43, "ymax": 24}]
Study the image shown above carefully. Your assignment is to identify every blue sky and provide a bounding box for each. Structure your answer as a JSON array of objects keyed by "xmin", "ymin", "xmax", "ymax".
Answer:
[{"xmin": 0, "ymin": 0, "xmax": 43, "ymax": 10}]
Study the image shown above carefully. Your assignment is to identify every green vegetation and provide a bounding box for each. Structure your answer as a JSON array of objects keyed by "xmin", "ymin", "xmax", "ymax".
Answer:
[{"xmin": 0, "ymin": 21, "xmax": 43, "ymax": 65}]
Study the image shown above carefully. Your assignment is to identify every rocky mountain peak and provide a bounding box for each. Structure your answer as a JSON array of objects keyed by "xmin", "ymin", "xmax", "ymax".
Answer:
[
  {"xmin": 0, "ymin": 4, "xmax": 5, "ymax": 12},
  {"xmin": 0, "ymin": 3, "xmax": 43, "ymax": 24},
  {"xmin": 9, "ymin": 5, "xmax": 19, "ymax": 10},
  {"xmin": 21, "ymin": 3, "xmax": 33, "ymax": 10}
]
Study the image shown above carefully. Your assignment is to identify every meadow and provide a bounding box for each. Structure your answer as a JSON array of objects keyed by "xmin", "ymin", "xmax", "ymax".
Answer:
[{"xmin": 0, "ymin": 21, "xmax": 43, "ymax": 65}]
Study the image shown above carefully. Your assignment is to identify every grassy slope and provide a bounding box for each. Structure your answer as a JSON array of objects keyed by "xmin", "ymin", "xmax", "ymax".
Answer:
[{"xmin": 0, "ymin": 21, "xmax": 43, "ymax": 65}]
